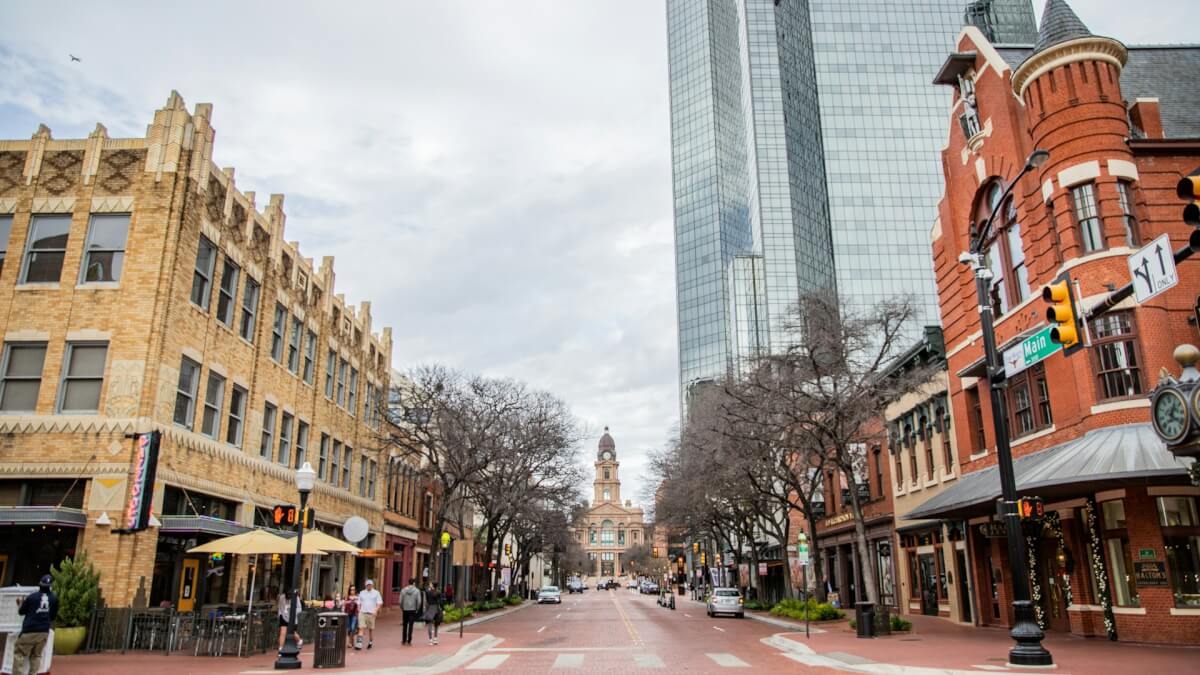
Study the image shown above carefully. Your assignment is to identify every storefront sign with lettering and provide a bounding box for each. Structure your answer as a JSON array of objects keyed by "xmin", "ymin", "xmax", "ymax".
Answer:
[
  {"xmin": 1137, "ymin": 548, "xmax": 1156, "ymax": 560},
  {"xmin": 822, "ymin": 512, "xmax": 854, "ymax": 528},
  {"xmin": 1134, "ymin": 561, "xmax": 1168, "ymax": 587},
  {"xmin": 978, "ymin": 521, "xmax": 1007, "ymax": 538}
]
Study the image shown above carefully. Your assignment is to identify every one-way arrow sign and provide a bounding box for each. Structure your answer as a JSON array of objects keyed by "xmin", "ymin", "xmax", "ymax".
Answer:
[{"xmin": 1128, "ymin": 233, "xmax": 1178, "ymax": 304}]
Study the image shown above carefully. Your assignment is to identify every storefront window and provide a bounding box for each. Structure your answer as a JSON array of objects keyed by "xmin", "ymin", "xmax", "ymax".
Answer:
[
  {"xmin": 1158, "ymin": 496, "xmax": 1200, "ymax": 607},
  {"xmin": 1101, "ymin": 499, "xmax": 1139, "ymax": 606},
  {"xmin": 936, "ymin": 548, "xmax": 948, "ymax": 601},
  {"xmin": 908, "ymin": 552, "xmax": 919, "ymax": 599}
]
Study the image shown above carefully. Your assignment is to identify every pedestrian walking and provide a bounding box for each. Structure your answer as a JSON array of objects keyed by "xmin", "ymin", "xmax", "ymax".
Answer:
[
  {"xmin": 13, "ymin": 575, "xmax": 57, "ymax": 675},
  {"xmin": 344, "ymin": 586, "xmax": 360, "ymax": 649},
  {"xmin": 358, "ymin": 579, "xmax": 384, "ymax": 649},
  {"xmin": 276, "ymin": 589, "xmax": 303, "ymax": 652},
  {"xmin": 399, "ymin": 578, "xmax": 423, "ymax": 645},
  {"xmin": 422, "ymin": 582, "xmax": 444, "ymax": 645}
]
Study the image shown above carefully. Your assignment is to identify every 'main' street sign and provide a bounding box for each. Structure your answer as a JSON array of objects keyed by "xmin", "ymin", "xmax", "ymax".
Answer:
[{"xmin": 1003, "ymin": 325, "xmax": 1062, "ymax": 378}]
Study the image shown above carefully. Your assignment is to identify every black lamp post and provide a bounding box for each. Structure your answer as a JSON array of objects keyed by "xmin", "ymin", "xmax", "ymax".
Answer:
[
  {"xmin": 962, "ymin": 149, "xmax": 1053, "ymax": 667},
  {"xmin": 275, "ymin": 461, "xmax": 316, "ymax": 670}
]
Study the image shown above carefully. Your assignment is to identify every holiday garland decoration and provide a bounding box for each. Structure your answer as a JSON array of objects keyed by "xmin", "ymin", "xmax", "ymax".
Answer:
[
  {"xmin": 1025, "ymin": 530, "xmax": 1045, "ymax": 629},
  {"xmin": 1084, "ymin": 497, "xmax": 1118, "ymax": 641},
  {"xmin": 1042, "ymin": 511, "xmax": 1073, "ymax": 608}
]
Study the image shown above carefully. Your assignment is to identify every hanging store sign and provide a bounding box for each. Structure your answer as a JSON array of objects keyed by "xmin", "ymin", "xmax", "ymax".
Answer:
[
  {"xmin": 822, "ymin": 512, "xmax": 854, "ymax": 528},
  {"xmin": 120, "ymin": 431, "xmax": 161, "ymax": 532},
  {"xmin": 1134, "ymin": 562, "xmax": 1168, "ymax": 587}
]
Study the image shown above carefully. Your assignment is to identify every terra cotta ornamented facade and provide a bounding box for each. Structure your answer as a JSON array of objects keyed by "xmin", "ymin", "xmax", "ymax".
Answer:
[{"xmin": 573, "ymin": 429, "xmax": 645, "ymax": 577}]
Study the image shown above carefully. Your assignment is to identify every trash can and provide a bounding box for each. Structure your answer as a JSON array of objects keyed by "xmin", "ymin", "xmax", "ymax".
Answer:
[
  {"xmin": 313, "ymin": 612, "xmax": 347, "ymax": 668},
  {"xmin": 854, "ymin": 602, "xmax": 876, "ymax": 639},
  {"xmin": 875, "ymin": 603, "xmax": 891, "ymax": 636}
]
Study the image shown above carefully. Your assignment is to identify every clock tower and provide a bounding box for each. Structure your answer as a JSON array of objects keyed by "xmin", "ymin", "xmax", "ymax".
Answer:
[{"xmin": 594, "ymin": 427, "xmax": 620, "ymax": 504}]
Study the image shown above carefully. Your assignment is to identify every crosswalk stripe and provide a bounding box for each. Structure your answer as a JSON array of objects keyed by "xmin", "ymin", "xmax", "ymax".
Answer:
[
  {"xmin": 706, "ymin": 653, "xmax": 750, "ymax": 668},
  {"xmin": 634, "ymin": 654, "xmax": 666, "ymax": 668},
  {"xmin": 466, "ymin": 654, "xmax": 511, "ymax": 670},
  {"xmin": 552, "ymin": 653, "xmax": 585, "ymax": 668}
]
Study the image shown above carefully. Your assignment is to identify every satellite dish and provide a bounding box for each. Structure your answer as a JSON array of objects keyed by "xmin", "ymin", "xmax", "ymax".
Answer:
[{"xmin": 343, "ymin": 516, "xmax": 369, "ymax": 544}]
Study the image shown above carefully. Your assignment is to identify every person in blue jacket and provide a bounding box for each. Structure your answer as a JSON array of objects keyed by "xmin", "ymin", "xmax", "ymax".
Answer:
[{"xmin": 13, "ymin": 575, "xmax": 58, "ymax": 675}]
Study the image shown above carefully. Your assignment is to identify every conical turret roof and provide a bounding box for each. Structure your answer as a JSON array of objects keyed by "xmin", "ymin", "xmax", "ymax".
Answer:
[{"xmin": 1033, "ymin": 0, "xmax": 1092, "ymax": 54}]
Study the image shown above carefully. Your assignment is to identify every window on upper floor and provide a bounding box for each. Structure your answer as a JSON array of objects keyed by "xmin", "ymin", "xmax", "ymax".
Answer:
[
  {"xmin": 173, "ymin": 357, "xmax": 200, "ymax": 429},
  {"xmin": 21, "ymin": 214, "xmax": 71, "ymax": 284},
  {"xmin": 287, "ymin": 316, "xmax": 302, "ymax": 374},
  {"xmin": 278, "ymin": 412, "xmax": 293, "ymax": 466},
  {"xmin": 1007, "ymin": 363, "xmax": 1052, "ymax": 438},
  {"xmin": 200, "ymin": 371, "xmax": 225, "ymax": 438},
  {"xmin": 337, "ymin": 358, "xmax": 348, "ymax": 407},
  {"xmin": 0, "ymin": 343, "xmax": 46, "ymax": 412},
  {"xmin": 359, "ymin": 455, "xmax": 367, "ymax": 496},
  {"xmin": 342, "ymin": 445, "xmax": 352, "ymax": 489},
  {"xmin": 226, "ymin": 385, "xmax": 246, "ymax": 448},
  {"xmin": 1091, "ymin": 311, "xmax": 1143, "ymax": 400},
  {"xmin": 271, "ymin": 304, "xmax": 286, "ymax": 363},
  {"xmin": 348, "ymin": 367, "xmax": 358, "ymax": 414},
  {"xmin": 976, "ymin": 187, "xmax": 1030, "ymax": 316},
  {"xmin": 368, "ymin": 459, "xmax": 377, "ymax": 500},
  {"xmin": 57, "ymin": 342, "xmax": 107, "ymax": 413},
  {"xmin": 1071, "ymin": 183, "xmax": 1104, "ymax": 252},
  {"xmin": 872, "ymin": 446, "xmax": 883, "ymax": 498},
  {"xmin": 330, "ymin": 439, "xmax": 341, "ymax": 485},
  {"xmin": 240, "ymin": 277, "xmax": 260, "ymax": 342},
  {"xmin": 190, "ymin": 235, "xmax": 217, "ymax": 309},
  {"xmin": 965, "ymin": 386, "xmax": 986, "ymax": 455},
  {"xmin": 295, "ymin": 420, "xmax": 309, "ymax": 469},
  {"xmin": 325, "ymin": 350, "xmax": 336, "ymax": 399},
  {"xmin": 318, "ymin": 433, "xmax": 330, "ymax": 481},
  {"xmin": 80, "ymin": 213, "xmax": 129, "ymax": 283},
  {"xmin": 1115, "ymin": 181, "xmax": 1140, "ymax": 248},
  {"xmin": 0, "ymin": 215, "xmax": 12, "ymax": 277},
  {"xmin": 216, "ymin": 258, "xmax": 240, "ymax": 327},
  {"xmin": 303, "ymin": 330, "xmax": 316, "ymax": 385},
  {"xmin": 261, "ymin": 402, "xmax": 277, "ymax": 459},
  {"xmin": 938, "ymin": 405, "xmax": 953, "ymax": 472}
]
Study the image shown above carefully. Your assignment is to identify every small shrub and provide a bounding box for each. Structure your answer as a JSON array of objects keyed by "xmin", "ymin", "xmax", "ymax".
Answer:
[
  {"xmin": 444, "ymin": 606, "xmax": 475, "ymax": 623},
  {"xmin": 768, "ymin": 598, "xmax": 843, "ymax": 621},
  {"xmin": 890, "ymin": 615, "xmax": 912, "ymax": 631},
  {"xmin": 743, "ymin": 599, "xmax": 768, "ymax": 611},
  {"xmin": 51, "ymin": 552, "xmax": 100, "ymax": 628},
  {"xmin": 848, "ymin": 618, "xmax": 856, "ymax": 629},
  {"xmin": 506, "ymin": 595, "xmax": 523, "ymax": 606}
]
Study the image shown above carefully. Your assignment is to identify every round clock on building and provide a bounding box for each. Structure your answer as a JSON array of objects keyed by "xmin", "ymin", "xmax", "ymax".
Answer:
[
  {"xmin": 601, "ymin": 450, "xmax": 613, "ymax": 461},
  {"xmin": 1152, "ymin": 388, "xmax": 1189, "ymax": 444}
]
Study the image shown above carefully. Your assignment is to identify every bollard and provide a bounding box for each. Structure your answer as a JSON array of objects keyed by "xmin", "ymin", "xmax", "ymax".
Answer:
[{"xmin": 669, "ymin": 595, "xmax": 676, "ymax": 610}]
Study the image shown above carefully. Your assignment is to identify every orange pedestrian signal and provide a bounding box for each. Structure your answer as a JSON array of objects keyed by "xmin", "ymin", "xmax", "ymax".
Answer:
[
  {"xmin": 1017, "ymin": 497, "xmax": 1045, "ymax": 520},
  {"xmin": 271, "ymin": 504, "xmax": 314, "ymax": 528}
]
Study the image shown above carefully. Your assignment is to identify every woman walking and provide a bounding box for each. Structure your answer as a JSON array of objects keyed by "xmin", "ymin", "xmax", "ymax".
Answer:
[
  {"xmin": 344, "ymin": 585, "xmax": 360, "ymax": 649},
  {"xmin": 422, "ymin": 582, "xmax": 444, "ymax": 645}
]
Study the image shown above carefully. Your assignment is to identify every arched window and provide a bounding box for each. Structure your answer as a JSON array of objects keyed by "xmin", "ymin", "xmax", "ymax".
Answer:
[
  {"xmin": 603, "ymin": 488, "xmax": 611, "ymax": 501},
  {"xmin": 975, "ymin": 182, "xmax": 1030, "ymax": 317},
  {"xmin": 601, "ymin": 519, "xmax": 614, "ymax": 545}
]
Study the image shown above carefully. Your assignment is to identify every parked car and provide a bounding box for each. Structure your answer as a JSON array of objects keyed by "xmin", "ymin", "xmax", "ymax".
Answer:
[
  {"xmin": 566, "ymin": 579, "xmax": 584, "ymax": 594},
  {"xmin": 601, "ymin": 578, "xmax": 618, "ymax": 590},
  {"xmin": 627, "ymin": 579, "xmax": 639, "ymax": 589},
  {"xmin": 706, "ymin": 587, "xmax": 744, "ymax": 618},
  {"xmin": 640, "ymin": 581, "xmax": 659, "ymax": 594},
  {"xmin": 538, "ymin": 586, "xmax": 563, "ymax": 604}
]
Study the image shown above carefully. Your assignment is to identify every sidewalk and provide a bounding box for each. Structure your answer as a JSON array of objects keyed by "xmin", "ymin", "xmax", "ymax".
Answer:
[
  {"xmin": 52, "ymin": 602, "xmax": 529, "ymax": 675},
  {"xmin": 774, "ymin": 613, "xmax": 1200, "ymax": 674}
]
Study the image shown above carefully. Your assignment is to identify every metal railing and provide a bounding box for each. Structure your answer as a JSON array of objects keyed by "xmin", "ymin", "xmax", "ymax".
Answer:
[{"xmin": 83, "ymin": 605, "xmax": 318, "ymax": 657}]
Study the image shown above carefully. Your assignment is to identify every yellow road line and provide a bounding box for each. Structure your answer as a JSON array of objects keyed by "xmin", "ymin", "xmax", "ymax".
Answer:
[{"xmin": 611, "ymin": 592, "xmax": 644, "ymax": 647}]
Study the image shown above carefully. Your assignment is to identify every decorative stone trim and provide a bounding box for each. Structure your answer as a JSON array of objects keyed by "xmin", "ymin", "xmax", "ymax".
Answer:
[
  {"xmin": 1057, "ymin": 160, "xmax": 1101, "ymax": 189},
  {"xmin": 1090, "ymin": 398, "xmax": 1149, "ymax": 415},
  {"xmin": 1068, "ymin": 604, "xmax": 1103, "ymax": 612},
  {"xmin": 66, "ymin": 329, "xmax": 112, "ymax": 341},
  {"xmin": 6, "ymin": 329, "xmax": 50, "ymax": 341},
  {"xmin": 31, "ymin": 196, "xmax": 75, "ymax": 213},
  {"xmin": 1095, "ymin": 489, "xmax": 1125, "ymax": 502},
  {"xmin": 0, "ymin": 198, "xmax": 16, "ymax": 213},
  {"xmin": 1107, "ymin": 159, "xmax": 1138, "ymax": 182},
  {"xmin": 1111, "ymin": 606, "xmax": 1146, "ymax": 615},
  {"xmin": 1042, "ymin": 179, "xmax": 1054, "ymax": 204},
  {"xmin": 1011, "ymin": 424, "xmax": 1056, "ymax": 448},
  {"xmin": 1012, "ymin": 36, "xmax": 1127, "ymax": 98},
  {"xmin": 91, "ymin": 196, "xmax": 134, "ymax": 213},
  {"xmin": 0, "ymin": 415, "xmax": 138, "ymax": 435},
  {"xmin": 1148, "ymin": 486, "xmax": 1200, "ymax": 497},
  {"xmin": 1168, "ymin": 608, "xmax": 1200, "ymax": 616},
  {"xmin": 0, "ymin": 462, "xmax": 129, "ymax": 476}
]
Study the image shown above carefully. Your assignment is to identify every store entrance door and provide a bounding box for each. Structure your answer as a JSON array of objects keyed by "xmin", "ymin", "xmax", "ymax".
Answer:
[
  {"xmin": 1039, "ymin": 538, "xmax": 1070, "ymax": 631},
  {"xmin": 177, "ymin": 559, "xmax": 200, "ymax": 613},
  {"xmin": 955, "ymin": 549, "xmax": 972, "ymax": 623},
  {"xmin": 918, "ymin": 554, "xmax": 938, "ymax": 616}
]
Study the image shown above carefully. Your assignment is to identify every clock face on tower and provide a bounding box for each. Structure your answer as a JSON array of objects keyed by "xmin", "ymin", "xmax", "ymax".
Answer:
[
  {"xmin": 1152, "ymin": 389, "xmax": 1188, "ymax": 444},
  {"xmin": 601, "ymin": 450, "xmax": 613, "ymax": 461}
]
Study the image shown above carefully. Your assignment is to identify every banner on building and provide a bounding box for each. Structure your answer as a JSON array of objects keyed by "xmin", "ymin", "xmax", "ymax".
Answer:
[{"xmin": 121, "ymin": 431, "xmax": 161, "ymax": 532}]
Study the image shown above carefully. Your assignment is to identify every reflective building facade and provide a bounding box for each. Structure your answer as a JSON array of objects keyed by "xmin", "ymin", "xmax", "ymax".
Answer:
[{"xmin": 666, "ymin": 0, "xmax": 1036, "ymax": 405}]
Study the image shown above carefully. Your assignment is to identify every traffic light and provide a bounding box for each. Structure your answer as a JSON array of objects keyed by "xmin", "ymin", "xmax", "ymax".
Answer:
[
  {"xmin": 1178, "ymin": 170, "xmax": 1200, "ymax": 227},
  {"xmin": 441, "ymin": 532, "xmax": 451, "ymax": 549},
  {"xmin": 504, "ymin": 543, "xmax": 511, "ymax": 557},
  {"xmin": 692, "ymin": 542, "xmax": 699, "ymax": 554},
  {"xmin": 651, "ymin": 547, "xmax": 659, "ymax": 558},
  {"xmin": 1043, "ymin": 273, "xmax": 1080, "ymax": 351},
  {"xmin": 1017, "ymin": 496, "xmax": 1045, "ymax": 520},
  {"xmin": 271, "ymin": 504, "xmax": 314, "ymax": 528},
  {"xmin": 699, "ymin": 551, "xmax": 706, "ymax": 565}
]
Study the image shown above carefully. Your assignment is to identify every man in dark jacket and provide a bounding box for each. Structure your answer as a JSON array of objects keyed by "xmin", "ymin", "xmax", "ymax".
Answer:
[{"xmin": 14, "ymin": 575, "xmax": 58, "ymax": 675}]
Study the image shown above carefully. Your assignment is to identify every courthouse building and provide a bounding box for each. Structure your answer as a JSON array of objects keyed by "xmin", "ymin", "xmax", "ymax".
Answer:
[
  {"xmin": 0, "ymin": 92, "xmax": 393, "ymax": 609},
  {"xmin": 913, "ymin": 1, "xmax": 1200, "ymax": 644},
  {"xmin": 573, "ymin": 429, "xmax": 645, "ymax": 577}
]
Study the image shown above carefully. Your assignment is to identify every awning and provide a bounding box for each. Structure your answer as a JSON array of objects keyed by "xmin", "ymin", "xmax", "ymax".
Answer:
[
  {"xmin": 158, "ymin": 515, "xmax": 249, "ymax": 536},
  {"xmin": 933, "ymin": 51, "xmax": 978, "ymax": 85},
  {"xmin": 905, "ymin": 424, "xmax": 1191, "ymax": 520},
  {"xmin": 0, "ymin": 506, "xmax": 87, "ymax": 527}
]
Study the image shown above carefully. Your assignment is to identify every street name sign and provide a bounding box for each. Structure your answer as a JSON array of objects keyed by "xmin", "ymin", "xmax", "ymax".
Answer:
[
  {"xmin": 1003, "ymin": 325, "xmax": 1061, "ymax": 378},
  {"xmin": 1128, "ymin": 233, "xmax": 1178, "ymax": 304}
]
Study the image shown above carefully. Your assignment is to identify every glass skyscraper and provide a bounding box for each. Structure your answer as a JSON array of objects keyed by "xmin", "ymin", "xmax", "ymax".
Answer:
[{"xmin": 667, "ymin": 0, "xmax": 1036, "ymax": 405}]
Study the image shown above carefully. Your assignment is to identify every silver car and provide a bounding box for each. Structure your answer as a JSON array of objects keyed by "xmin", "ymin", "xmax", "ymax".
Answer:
[
  {"xmin": 706, "ymin": 587, "xmax": 744, "ymax": 618},
  {"xmin": 538, "ymin": 586, "xmax": 562, "ymax": 604}
]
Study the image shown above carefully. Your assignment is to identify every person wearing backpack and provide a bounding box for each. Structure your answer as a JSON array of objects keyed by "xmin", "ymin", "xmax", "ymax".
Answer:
[{"xmin": 13, "ymin": 575, "xmax": 58, "ymax": 675}]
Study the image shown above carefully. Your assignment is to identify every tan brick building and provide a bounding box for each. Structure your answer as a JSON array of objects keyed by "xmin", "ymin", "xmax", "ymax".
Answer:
[
  {"xmin": 0, "ymin": 92, "xmax": 395, "ymax": 611},
  {"xmin": 572, "ymin": 429, "xmax": 645, "ymax": 577}
]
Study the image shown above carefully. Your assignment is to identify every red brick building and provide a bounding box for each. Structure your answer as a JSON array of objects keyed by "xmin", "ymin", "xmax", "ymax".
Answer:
[{"xmin": 910, "ymin": 0, "xmax": 1200, "ymax": 644}]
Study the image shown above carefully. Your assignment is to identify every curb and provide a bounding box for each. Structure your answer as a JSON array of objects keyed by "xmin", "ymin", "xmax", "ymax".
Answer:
[
  {"xmin": 744, "ymin": 610, "xmax": 829, "ymax": 633},
  {"xmin": 456, "ymin": 599, "xmax": 532, "ymax": 628}
]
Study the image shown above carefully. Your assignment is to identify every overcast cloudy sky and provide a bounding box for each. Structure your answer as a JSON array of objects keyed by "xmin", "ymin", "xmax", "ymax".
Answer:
[{"xmin": 0, "ymin": 1, "xmax": 1191, "ymax": 506}]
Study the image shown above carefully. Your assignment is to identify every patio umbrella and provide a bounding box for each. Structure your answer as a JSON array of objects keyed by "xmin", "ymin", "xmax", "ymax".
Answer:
[
  {"xmin": 298, "ymin": 529, "xmax": 363, "ymax": 555},
  {"xmin": 188, "ymin": 529, "xmax": 331, "ymax": 611}
]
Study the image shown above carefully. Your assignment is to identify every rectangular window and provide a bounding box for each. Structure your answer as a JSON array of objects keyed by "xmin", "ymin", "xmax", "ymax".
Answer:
[
  {"xmin": 190, "ymin": 235, "xmax": 217, "ymax": 308},
  {"xmin": 985, "ymin": 240, "xmax": 1008, "ymax": 316},
  {"xmin": 80, "ymin": 213, "xmax": 130, "ymax": 283},
  {"xmin": 336, "ymin": 358, "xmax": 347, "ymax": 406},
  {"xmin": 173, "ymin": 357, "xmax": 201, "ymax": 429},
  {"xmin": 348, "ymin": 367, "xmax": 358, "ymax": 414},
  {"xmin": 342, "ymin": 446, "xmax": 352, "ymax": 489},
  {"xmin": 1101, "ymin": 499, "xmax": 1139, "ymax": 607},
  {"xmin": 271, "ymin": 305, "xmax": 287, "ymax": 363},
  {"xmin": 318, "ymin": 433, "xmax": 330, "ymax": 480},
  {"xmin": 1006, "ymin": 221, "xmax": 1030, "ymax": 303},
  {"xmin": 226, "ymin": 385, "xmax": 247, "ymax": 447},
  {"xmin": 368, "ymin": 460, "xmax": 377, "ymax": 500},
  {"xmin": 1116, "ymin": 181, "xmax": 1139, "ymax": 247},
  {"xmin": 239, "ymin": 277, "xmax": 260, "ymax": 342},
  {"xmin": 1158, "ymin": 497, "xmax": 1200, "ymax": 607},
  {"xmin": 278, "ymin": 412, "xmax": 293, "ymax": 466},
  {"xmin": 359, "ymin": 455, "xmax": 367, "ymax": 496},
  {"xmin": 1071, "ymin": 184, "xmax": 1104, "ymax": 252},
  {"xmin": 1007, "ymin": 364, "xmax": 1051, "ymax": 438},
  {"xmin": 287, "ymin": 317, "xmax": 302, "ymax": 373},
  {"xmin": 216, "ymin": 258, "xmax": 240, "ymax": 326},
  {"xmin": 1091, "ymin": 312, "xmax": 1142, "ymax": 400},
  {"xmin": 325, "ymin": 350, "xmax": 336, "ymax": 398},
  {"xmin": 303, "ymin": 330, "xmax": 316, "ymax": 384},
  {"xmin": 966, "ymin": 387, "xmax": 985, "ymax": 454},
  {"xmin": 295, "ymin": 420, "xmax": 309, "ymax": 469},
  {"xmin": 330, "ymin": 439, "xmax": 341, "ymax": 485},
  {"xmin": 200, "ymin": 371, "xmax": 225, "ymax": 438},
  {"xmin": 21, "ymin": 214, "xmax": 71, "ymax": 284},
  {"xmin": 0, "ymin": 343, "xmax": 47, "ymax": 412},
  {"xmin": 57, "ymin": 342, "xmax": 107, "ymax": 413},
  {"xmin": 0, "ymin": 215, "xmax": 11, "ymax": 276},
  {"xmin": 261, "ymin": 402, "xmax": 277, "ymax": 459}
]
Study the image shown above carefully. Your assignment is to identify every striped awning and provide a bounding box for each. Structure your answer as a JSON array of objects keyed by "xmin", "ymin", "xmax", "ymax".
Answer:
[{"xmin": 905, "ymin": 424, "xmax": 1191, "ymax": 520}]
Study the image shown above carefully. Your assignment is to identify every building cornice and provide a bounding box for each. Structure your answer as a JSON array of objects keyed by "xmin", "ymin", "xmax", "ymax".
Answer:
[{"xmin": 1012, "ymin": 36, "xmax": 1127, "ymax": 98}]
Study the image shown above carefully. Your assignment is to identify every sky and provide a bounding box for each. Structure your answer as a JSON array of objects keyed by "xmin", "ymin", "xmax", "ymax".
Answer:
[{"xmin": 0, "ymin": 0, "xmax": 1191, "ymax": 508}]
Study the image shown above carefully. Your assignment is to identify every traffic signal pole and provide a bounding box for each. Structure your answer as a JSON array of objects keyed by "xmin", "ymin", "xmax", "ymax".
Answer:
[{"xmin": 1085, "ymin": 230, "xmax": 1200, "ymax": 322}]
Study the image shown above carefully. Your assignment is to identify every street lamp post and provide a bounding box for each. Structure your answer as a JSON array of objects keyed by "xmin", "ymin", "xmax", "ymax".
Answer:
[
  {"xmin": 275, "ymin": 461, "xmax": 317, "ymax": 670},
  {"xmin": 962, "ymin": 149, "xmax": 1053, "ymax": 668}
]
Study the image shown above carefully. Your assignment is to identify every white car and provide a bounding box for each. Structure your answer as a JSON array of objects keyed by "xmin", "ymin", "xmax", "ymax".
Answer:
[
  {"xmin": 538, "ymin": 586, "xmax": 562, "ymax": 604},
  {"xmin": 706, "ymin": 587, "xmax": 744, "ymax": 618}
]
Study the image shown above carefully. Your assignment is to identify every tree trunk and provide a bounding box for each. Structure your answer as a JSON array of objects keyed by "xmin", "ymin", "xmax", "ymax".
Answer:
[
  {"xmin": 844, "ymin": 471, "xmax": 879, "ymax": 606},
  {"xmin": 806, "ymin": 514, "xmax": 826, "ymax": 602}
]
